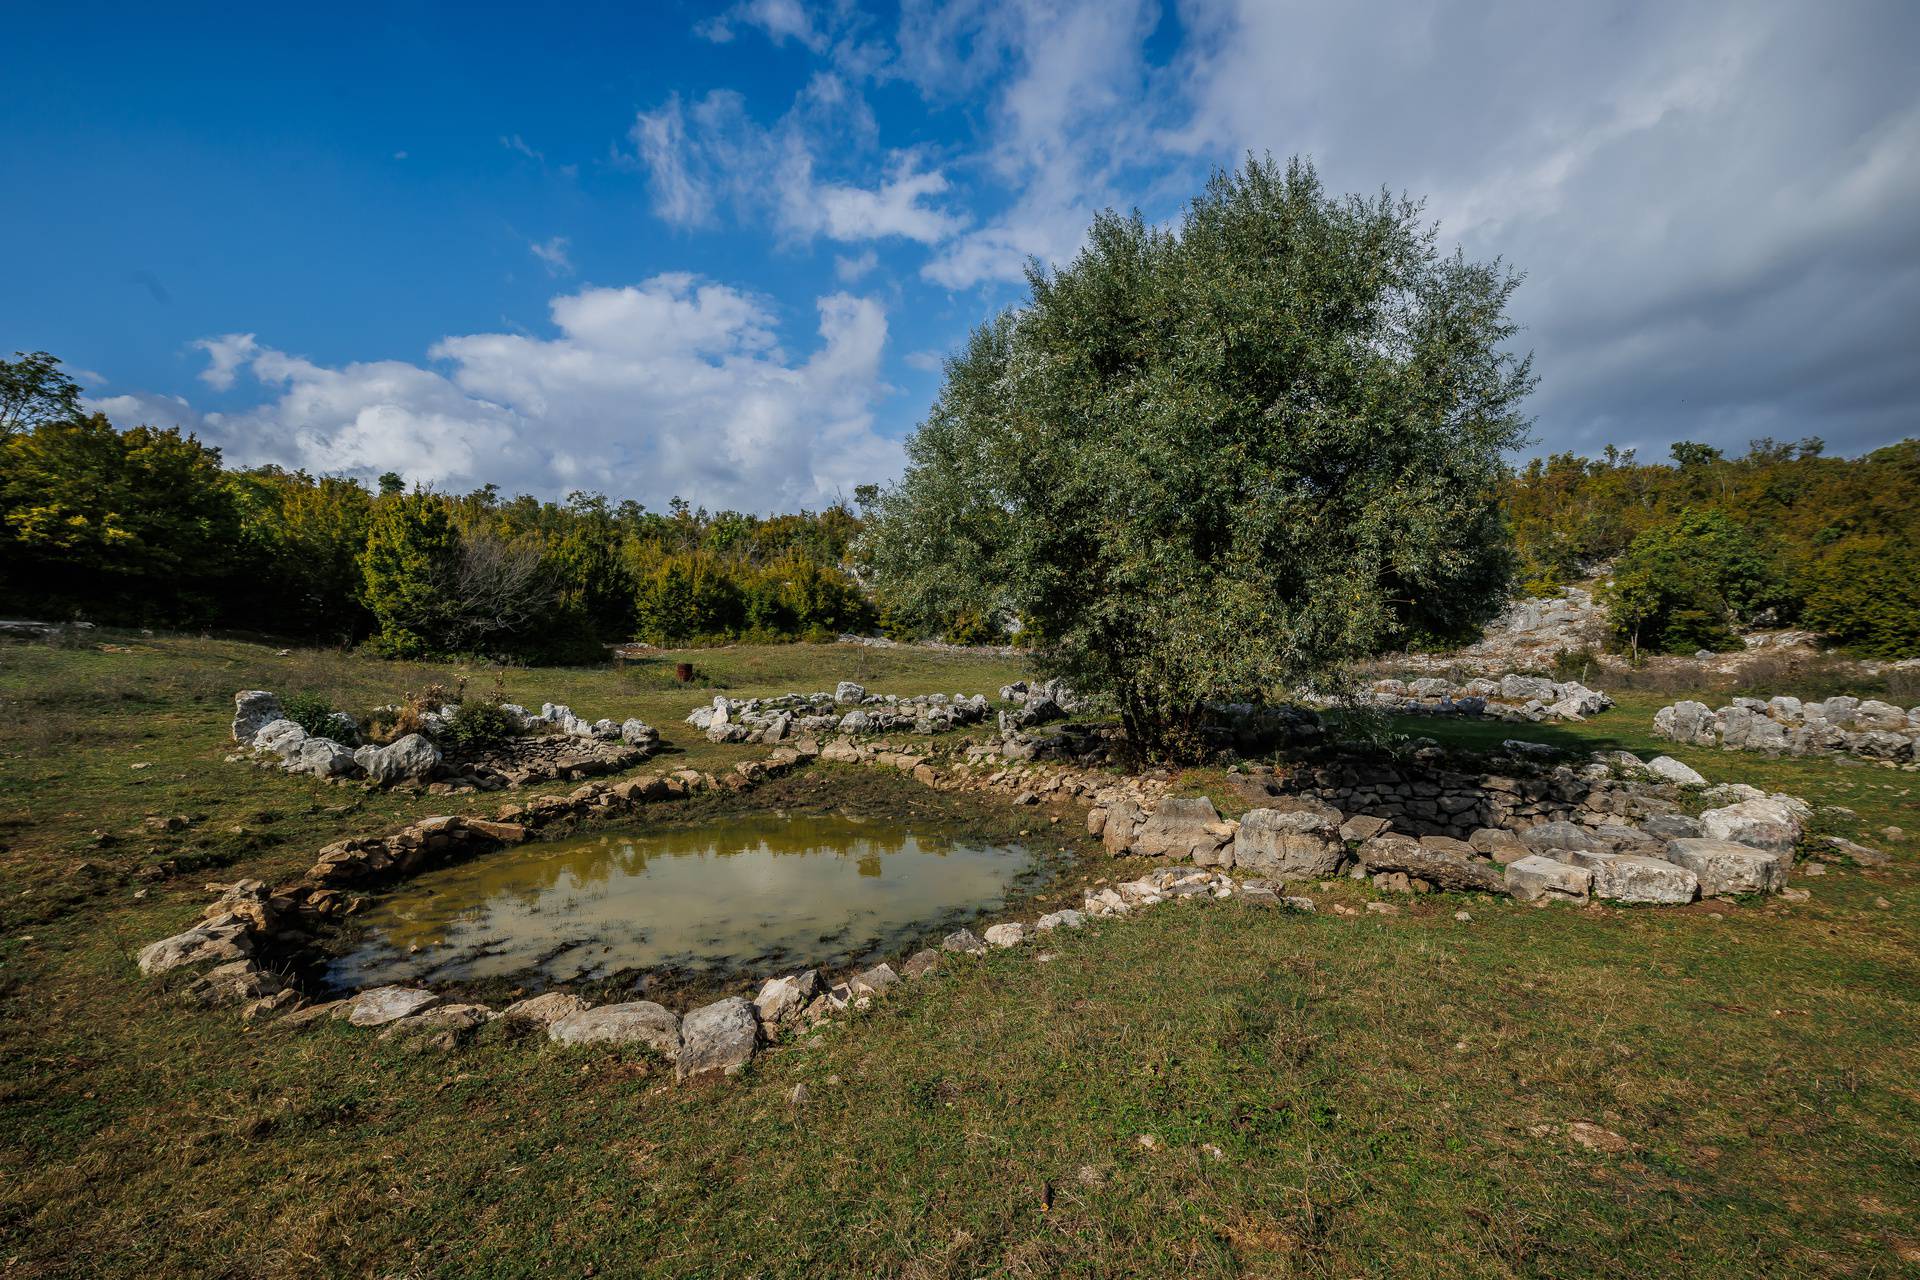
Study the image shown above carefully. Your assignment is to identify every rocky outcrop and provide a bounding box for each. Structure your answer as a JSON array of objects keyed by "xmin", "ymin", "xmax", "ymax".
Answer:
[
  {"xmin": 1654, "ymin": 696, "xmax": 1919, "ymax": 765},
  {"xmin": 228, "ymin": 690, "xmax": 661, "ymax": 790},
  {"xmin": 1350, "ymin": 674, "xmax": 1613, "ymax": 722},
  {"xmin": 690, "ymin": 689, "xmax": 992, "ymax": 742}
]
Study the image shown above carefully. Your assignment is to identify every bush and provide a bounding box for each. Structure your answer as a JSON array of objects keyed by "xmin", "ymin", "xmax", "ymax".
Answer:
[
  {"xmin": 279, "ymin": 692, "xmax": 338, "ymax": 738},
  {"xmin": 438, "ymin": 700, "xmax": 520, "ymax": 755}
]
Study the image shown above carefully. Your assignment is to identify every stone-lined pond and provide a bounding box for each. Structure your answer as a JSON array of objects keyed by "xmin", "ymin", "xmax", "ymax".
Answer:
[{"xmin": 324, "ymin": 812, "xmax": 1034, "ymax": 989}]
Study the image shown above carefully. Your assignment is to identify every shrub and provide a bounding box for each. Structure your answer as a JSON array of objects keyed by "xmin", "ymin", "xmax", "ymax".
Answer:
[
  {"xmin": 439, "ymin": 700, "xmax": 520, "ymax": 755},
  {"xmin": 279, "ymin": 692, "xmax": 338, "ymax": 738}
]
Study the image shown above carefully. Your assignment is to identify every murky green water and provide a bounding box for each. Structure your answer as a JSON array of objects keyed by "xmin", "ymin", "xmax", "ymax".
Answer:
[{"xmin": 325, "ymin": 813, "xmax": 1032, "ymax": 989}]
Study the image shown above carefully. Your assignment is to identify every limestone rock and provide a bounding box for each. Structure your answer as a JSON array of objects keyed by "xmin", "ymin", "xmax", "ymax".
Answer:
[
  {"xmin": 676, "ymin": 997, "xmax": 759, "ymax": 1082},
  {"xmin": 356, "ymin": 733, "xmax": 442, "ymax": 785},
  {"xmin": 548, "ymin": 1001, "xmax": 682, "ymax": 1057},
  {"xmin": 232, "ymin": 690, "xmax": 283, "ymax": 742},
  {"xmin": 1233, "ymin": 808, "xmax": 1345, "ymax": 878},
  {"xmin": 1587, "ymin": 854, "xmax": 1699, "ymax": 905},
  {"xmin": 1359, "ymin": 833, "xmax": 1505, "ymax": 893},
  {"xmin": 1521, "ymin": 821, "xmax": 1601, "ymax": 854},
  {"xmin": 137, "ymin": 923, "xmax": 252, "ymax": 976},
  {"xmin": 1505, "ymin": 855, "xmax": 1592, "ymax": 903},
  {"xmin": 900, "ymin": 949, "xmax": 940, "ymax": 979},
  {"xmin": 501, "ymin": 992, "xmax": 589, "ymax": 1028},
  {"xmin": 941, "ymin": 928, "xmax": 987, "ymax": 955},
  {"xmin": 1339, "ymin": 814, "xmax": 1391, "ymax": 843},
  {"xmin": 289, "ymin": 736, "xmax": 357, "ymax": 777},
  {"xmin": 1643, "ymin": 755, "xmax": 1707, "ymax": 786},
  {"xmin": 1698, "ymin": 798, "xmax": 1801, "ymax": 855},
  {"xmin": 1663, "ymin": 838, "xmax": 1788, "ymax": 896},
  {"xmin": 382, "ymin": 1003, "xmax": 493, "ymax": 1040},
  {"xmin": 1130, "ymin": 796, "xmax": 1229, "ymax": 860},
  {"xmin": 1035, "ymin": 908, "xmax": 1084, "ymax": 931},
  {"xmin": 850, "ymin": 964, "xmax": 898, "ymax": 995},
  {"xmin": 753, "ymin": 972, "xmax": 820, "ymax": 1028},
  {"xmin": 346, "ymin": 985, "xmax": 445, "ymax": 1027},
  {"xmin": 984, "ymin": 922, "xmax": 1027, "ymax": 948}
]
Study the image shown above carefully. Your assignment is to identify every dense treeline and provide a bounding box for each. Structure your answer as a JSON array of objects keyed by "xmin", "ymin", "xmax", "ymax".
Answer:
[
  {"xmin": 3, "ymin": 351, "xmax": 1915, "ymax": 662},
  {"xmin": 1509, "ymin": 437, "xmax": 1920, "ymax": 657},
  {"xmin": 0, "ymin": 354, "xmax": 871, "ymax": 659}
]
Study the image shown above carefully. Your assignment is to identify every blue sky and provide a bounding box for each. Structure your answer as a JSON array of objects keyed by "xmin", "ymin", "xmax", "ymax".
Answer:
[{"xmin": 4, "ymin": 1, "xmax": 1916, "ymax": 511}]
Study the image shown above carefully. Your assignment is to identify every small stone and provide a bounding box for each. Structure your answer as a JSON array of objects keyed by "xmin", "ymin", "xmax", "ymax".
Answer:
[
  {"xmin": 941, "ymin": 928, "xmax": 987, "ymax": 955},
  {"xmin": 984, "ymin": 922, "xmax": 1027, "ymax": 948},
  {"xmin": 1365, "ymin": 901, "xmax": 1400, "ymax": 915},
  {"xmin": 1454, "ymin": 910, "xmax": 1472, "ymax": 922},
  {"xmin": 850, "ymin": 964, "xmax": 898, "ymax": 996},
  {"xmin": 900, "ymin": 949, "xmax": 940, "ymax": 979},
  {"xmin": 1566, "ymin": 1122, "xmax": 1629, "ymax": 1154}
]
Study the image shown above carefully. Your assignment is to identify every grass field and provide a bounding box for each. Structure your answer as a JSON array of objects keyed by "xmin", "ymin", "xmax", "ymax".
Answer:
[{"xmin": 1, "ymin": 633, "xmax": 1916, "ymax": 1277}]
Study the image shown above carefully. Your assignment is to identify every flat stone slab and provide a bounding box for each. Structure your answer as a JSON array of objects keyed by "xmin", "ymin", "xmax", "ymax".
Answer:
[
  {"xmin": 501, "ymin": 992, "xmax": 589, "ymax": 1028},
  {"xmin": 1505, "ymin": 855, "xmax": 1592, "ymax": 903},
  {"xmin": 346, "ymin": 986, "xmax": 445, "ymax": 1027},
  {"xmin": 1587, "ymin": 854, "xmax": 1699, "ymax": 905},
  {"xmin": 1663, "ymin": 839, "xmax": 1788, "ymax": 896},
  {"xmin": 548, "ymin": 1001, "xmax": 682, "ymax": 1057},
  {"xmin": 676, "ymin": 997, "xmax": 758, "ymax": 1082},
  {"xmin": 137, "ymin": 924, "xmax": 251, "ymax": 976}
]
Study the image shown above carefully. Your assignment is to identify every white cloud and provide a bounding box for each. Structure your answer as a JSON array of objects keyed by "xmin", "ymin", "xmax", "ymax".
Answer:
[
  {"xmin": 530, "ymin": 236, "xmax": 573, "ymax": 275},
  {"xmin": 102, "ymin": 276, "xmax": 901, "ymax": 511},
  {"xmin": 629, "ymin": 95, "xmax": 717, "ymax": 227},
  {"xmin": 902, "ymin": 349, "xmax": 942, "ymax": 372},
  {"xmin": 835, "ymin": 249, "xmax": 879, "ymax": 282},
  {"xmin": 628, "ymin": 75, "xmax": 965, "ymax": 248},
  {"xmin": 500, "ymin": 133, "xmax": 544, "ymax": 163},
  {"xmin": 697, "ymin": 0, "xmax": 827, "ymax": 51},
  {"xmin": 193, "ymin": 333, "xmax": 259, "ymax": 391}
]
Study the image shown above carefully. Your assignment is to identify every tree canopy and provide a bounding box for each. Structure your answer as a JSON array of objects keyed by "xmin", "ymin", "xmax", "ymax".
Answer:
[{"xmin": 861, "ymin": 156, "xmax": 1535, "ymax": 755}]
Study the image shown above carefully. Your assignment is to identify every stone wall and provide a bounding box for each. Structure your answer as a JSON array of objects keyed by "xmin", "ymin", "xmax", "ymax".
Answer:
[
  {"xmin": 1267, "ymin": 756, "xmax": 1672, "ymax": 839},
  {"xmin": 1655, "ymin": 696, "xmax": 1919, "ymax": 765},
  {"xmin": 1350, "ymin": 674, "xmax": 1612, "ymax": 723}
]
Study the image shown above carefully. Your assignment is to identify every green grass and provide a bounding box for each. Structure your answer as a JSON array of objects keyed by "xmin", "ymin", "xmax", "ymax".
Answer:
[{"xmin": 1, "ymin": 634, "xmax": 1916, "ymax": 1277}]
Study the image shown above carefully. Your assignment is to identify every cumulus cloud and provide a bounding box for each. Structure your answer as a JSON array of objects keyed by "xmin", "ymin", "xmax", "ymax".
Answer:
[
  {"xmin": 99, "ymin": 276, "xmax": 901, "ymax": 512},
  {"xmin": 1164, "ymin": 0, "xmax": 1920, "ymax": 458}
]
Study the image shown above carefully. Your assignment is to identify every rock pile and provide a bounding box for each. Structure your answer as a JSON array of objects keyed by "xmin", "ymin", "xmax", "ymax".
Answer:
[
  {"xmin": 1655, "ymin": 696, "xmax": 1920, "ymax": 764},
  {"xmin": 1353, "ymin": 674, "xmax": 1612, "ymax": 722},
  {"xmin": 228, "ymin": 691, "xmax": 660, "ymax": 789},
  {"xmin": 1461, "ymin": 586, "xmax": 1606, "ymax": 666},
  {"xmin": 1088, "ymin": 779, "xmax": 1807, "ymax": 907},
  {"xmin": 688, "ymin": 684, "xmax": 993, "ymax": 743}
]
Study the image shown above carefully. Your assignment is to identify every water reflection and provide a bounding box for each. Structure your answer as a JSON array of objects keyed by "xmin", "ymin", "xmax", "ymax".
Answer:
[{"xmin": 326, "ymin": 813, "xmax": 1030, "ymax": 988}]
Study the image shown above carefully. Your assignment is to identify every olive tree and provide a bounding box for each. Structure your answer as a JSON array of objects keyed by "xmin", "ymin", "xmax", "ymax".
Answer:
[{"xmin": 860, "ymin": 157, "xmax": 1533, "ymax": 756}]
